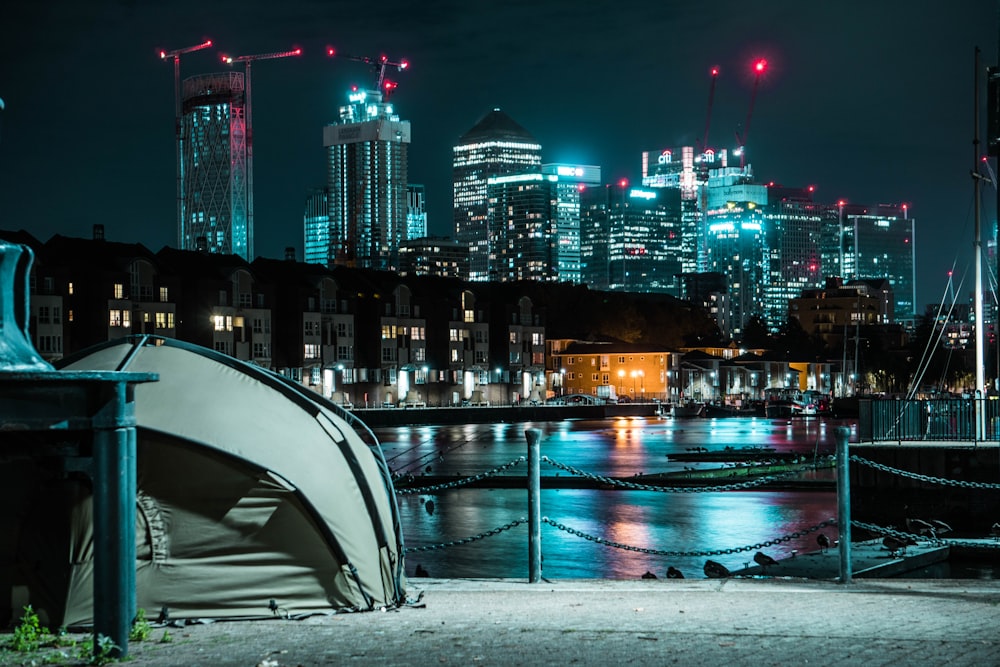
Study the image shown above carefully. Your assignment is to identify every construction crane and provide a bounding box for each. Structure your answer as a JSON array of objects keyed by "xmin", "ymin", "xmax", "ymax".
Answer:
[
  {"xmin": 700, "ymin": 66, "xmax": 720, "ymax": 152},
  {"xmin": 736, "ymin": 58, "xmax": 768, "ymax": 168},
  {"xmin": 220, "ymin": 48, "xmax": 302, "ymax": 259},
  {"xmin": 327, "ymin": 48, "xmax": 409, "ymax": 99},
  {"xmin": 160, "ymin": 39, "xmax": 213, "ymax": 247}
]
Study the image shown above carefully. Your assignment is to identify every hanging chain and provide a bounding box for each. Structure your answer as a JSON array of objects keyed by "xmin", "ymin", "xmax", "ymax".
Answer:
[
  {"xmin": 541, "ymin": 516, "xmax": 836, "ymax": 557},
  {"xmin": 403, "ymin": 518, "xmax": 527, "ymax": 553},
  {"xmin": 395, "ymin": 457, "xmax": 526, "ymax": 494},
  {"xmin": 851, "ymin": 455, "xmax": 1000, "ymax": 489},
  {"xmin": 542, "ymin": 456, "xmax": 803, "ymax": 492}
]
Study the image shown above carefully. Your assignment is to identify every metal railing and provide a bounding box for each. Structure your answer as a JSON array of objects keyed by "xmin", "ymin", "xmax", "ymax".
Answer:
[{"xmin": 860, "ymin": 397, "xmax": 1000, "ymax": 442}]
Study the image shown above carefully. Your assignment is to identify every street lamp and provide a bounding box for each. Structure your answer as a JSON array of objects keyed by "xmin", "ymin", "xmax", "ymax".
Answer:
[
  {"xmin": 618, "ymin": 369, "xmax": 625, "ymax": 394},
  {"xmin": 559, "ymin": 368, "xmax": 566, "ymax": 396}
]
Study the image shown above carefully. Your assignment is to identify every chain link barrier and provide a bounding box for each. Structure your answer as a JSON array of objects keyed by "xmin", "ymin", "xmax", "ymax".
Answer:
[
  {"xmin": 542, "ymin": 516, "xmax": 836, "ymax": 557},
  {"xmin": 541, "ymin": 455, "xmax": 804, "ymax": 492},
  {"xmin": 851, "ymin": 520, "xmax": 1000, "ymax": 550},
  {"xmin": 850, "ymin": 455, "xmax": 1000, "ymax": 490},
  {"xmin": 403, "ymin": 518, "xmax": 527, "ymax": 553},
  {"xmin": 851, "ymin": 520, "xmax": 947, "ymax": 546},
  {"xmin": 394, "ymin": 457, "xmax": 526, "ymax": 495}
]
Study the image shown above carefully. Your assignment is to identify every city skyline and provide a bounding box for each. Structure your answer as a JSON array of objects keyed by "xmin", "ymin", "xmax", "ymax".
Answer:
[{"xmin": 1, "ymin": 1, "xmax": 998, "ymax": 310}]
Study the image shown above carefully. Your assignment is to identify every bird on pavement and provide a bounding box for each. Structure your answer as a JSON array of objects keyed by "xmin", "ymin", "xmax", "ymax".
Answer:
[
  {"xmin": 753, "ymin": 551, "xmax": 779, "ymax": 574},
  {"xmin": 414, "ymin": 563, "xmax": 430, "ymax": 577},
  {"xmin": 667, "ymin": 566, "xmax": 684, "ymax": 579},
  {"xmin": 882, "ymin": 535, "xmax": 913, "ymax": 557},
  {"xmin": 817, "ymin": 533, "xmax": 831, "ymax": 553},
  {"xmin": 905, "ymin": 516, "xmax": 936, "ymax": 538},
  {"xmin": 703, "ymin": 560, "xmax": 731, "ymax": 579},
  {"xmin": 641, "ymin": 570, "xmax": 658, "ymax": 579}
]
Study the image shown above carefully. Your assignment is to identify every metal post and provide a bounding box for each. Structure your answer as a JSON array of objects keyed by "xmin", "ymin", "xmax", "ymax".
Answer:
[
  {"xmin": 835, "ymin": 425, "xmax": 852, "ymax": 584},
  {"xmin": 92, "ymin": 381, "xmax": 137, "ymax": 658},
  {"xmin": 525, "ymin": 428, "xmax": 541, "ymax": 583}
]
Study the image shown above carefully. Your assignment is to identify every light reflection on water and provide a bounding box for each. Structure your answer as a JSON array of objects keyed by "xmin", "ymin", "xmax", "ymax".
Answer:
[{"xmin": 379, "ymin": 416, "xmax": 844, "ymax": 579}]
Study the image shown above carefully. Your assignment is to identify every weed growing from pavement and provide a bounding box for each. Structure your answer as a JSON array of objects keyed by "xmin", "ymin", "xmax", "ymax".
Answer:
[{"xmin": 0, "ymin": 606, "xmax": 161, "ymax": 665}]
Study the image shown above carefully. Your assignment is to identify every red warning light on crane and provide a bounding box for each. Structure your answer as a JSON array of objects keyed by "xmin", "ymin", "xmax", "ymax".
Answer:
[
  {"xmin": 618, "ymin": 178, "xmax": 629, "ymax": 188},
  {"xmin": 710, "ymin": 66, "xmax": 719, "ymax": 76},
  {"xmin": 754, "ymin": 59, "xmax": 767, "ymax": 74}
]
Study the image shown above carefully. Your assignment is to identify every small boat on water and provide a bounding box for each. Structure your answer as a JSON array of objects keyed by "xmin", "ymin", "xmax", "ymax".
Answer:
[
  {"xmin": 703, "ymin": 401, "xmax": 765, "ymax": 418},
  {"xmin": 666, "ymin": 400, "xmax": 705, "ymax": 418},
  {"xmin": 763, "ymin": 388, "xmax": 829, "ymax": 418}
]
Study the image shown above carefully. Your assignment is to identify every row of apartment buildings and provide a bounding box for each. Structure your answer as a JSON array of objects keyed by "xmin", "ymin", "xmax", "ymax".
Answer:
[{"xmin": 7, "ymin": 229, "xmax": 874, "ymax": 407}]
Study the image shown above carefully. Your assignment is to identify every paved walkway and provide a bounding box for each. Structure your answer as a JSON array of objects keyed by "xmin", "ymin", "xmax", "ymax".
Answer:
[
  {"xmin": 0, "ymin": 578, "xmax": 1000, "ymax": 667},
  {"xmin": 28, "ymin": 577, "xmax": 994, "ymax": 667}
]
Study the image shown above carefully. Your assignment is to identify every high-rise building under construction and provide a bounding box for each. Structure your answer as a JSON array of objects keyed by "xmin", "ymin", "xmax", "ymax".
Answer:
[{"xmin": 179, "ymin": 72, "xmax": 250, "ymax": 260}]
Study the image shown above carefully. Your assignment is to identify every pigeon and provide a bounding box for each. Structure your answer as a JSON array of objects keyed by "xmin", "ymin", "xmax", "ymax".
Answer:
[
  {"xmin": 666, "ymin": 566, "xmax": 685, "ymax": 579},
  {"xmin": 883, "ymin": 535, "xmax": 903, "ymax": 556},
  {"xmin": 703, "ymin": 560, "xmax": 731, "ymax": 579},
  {"xmin": 991, "ymin": 522, "xmax": 1000, "ymax": 541},
  {"xmin": 414, "ymin": 563, "xmax": 430, "ymax": 577},
  {"xmin": 928, "ymin": 519, "xmax": 953, "ymax": 538},
  {"xmin": 641, "ymin": 570, "xmax": 658, "ymax": 579},
  {"xmin": 817, "ymin": 533, "xmax": 831, "ymax": 553},
  {"xmin": 905, "ymin": 516, "xmax": 936, "ymax": 538},
  {"xmin": 753, "ymin": 551, "xmax": 779, "ymax": 574},
  {"xmin": 425, "ymin": 499, "xmax": 435, "ymax": 515},
  {"xmin": 882, "ymin": 535, "xmax": 914, "ymax": 557}
]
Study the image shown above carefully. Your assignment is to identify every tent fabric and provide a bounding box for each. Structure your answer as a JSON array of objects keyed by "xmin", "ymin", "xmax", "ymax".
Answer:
[{"xmin": 7, "ymin": 335, "xmax": 407, "ymax": 626}]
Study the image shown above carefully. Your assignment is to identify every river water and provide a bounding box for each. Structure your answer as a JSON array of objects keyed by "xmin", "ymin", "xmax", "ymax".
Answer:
[{"xmin": 376, "ymin": 415, "xmax": 849, "ymax": 580}]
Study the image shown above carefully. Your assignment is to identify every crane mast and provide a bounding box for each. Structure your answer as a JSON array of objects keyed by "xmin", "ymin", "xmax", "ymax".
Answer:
[
  {"xmin": 160, "ymin": 40, "xmax": 213, "ymax": 249},
  {"xmin": 221, "ymin": 48, "xmax": 302, "ymax": 260},
  {"xmin": 737, "ymin": 58, "xmax": 767, "ymax": 168},
  {"xmin": 700, "ymin": 66, "xmax": 719, "ymax": 152}
]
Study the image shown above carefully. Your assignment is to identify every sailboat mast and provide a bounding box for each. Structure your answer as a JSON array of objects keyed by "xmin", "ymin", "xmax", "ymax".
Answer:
[{"xmin": 975, "ymin": 47, "xmax": 986, "ymax": 397}]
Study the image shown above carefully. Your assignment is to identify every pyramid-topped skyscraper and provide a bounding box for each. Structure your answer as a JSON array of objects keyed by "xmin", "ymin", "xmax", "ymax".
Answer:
[{"xmin": 452, "ymin": 109, "xmax": 541, "ymax": 281}]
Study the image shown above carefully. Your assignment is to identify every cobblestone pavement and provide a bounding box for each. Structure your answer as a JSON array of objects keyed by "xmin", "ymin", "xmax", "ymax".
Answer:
[{"xmin": 3, "ymin": 578, "xmax": 1000, "ymax": 666}]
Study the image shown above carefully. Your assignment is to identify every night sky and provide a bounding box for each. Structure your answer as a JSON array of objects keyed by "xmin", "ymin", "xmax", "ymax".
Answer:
[{"xmin": 1, "ymin": 1, "xmax": 998, "ymax": 311}]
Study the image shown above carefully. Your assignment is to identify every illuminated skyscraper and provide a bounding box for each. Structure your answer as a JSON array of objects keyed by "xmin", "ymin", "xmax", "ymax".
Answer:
[
  {"xmin": 839, "ymin": 203, "xmax": 916, "ymax": 318},
  {"xmin": 542, "ymin": 164, "xmax": 601, "ymax": 284},
  {"xmin": 487, "ymin": 173, "xmax": 557, "ymax": 282},
  {"xmin": 580, "ymin": 183, "xmax": 683, "ymax": 294},
  {"xmin": 323, "ymin": 88, "xmax": 411, "ymax": 271},
  {"xmin": 179, "ymin": 72, "xmax": 250, "ymax": 260},
  {"xmin": 303, "ymin": 188, "xmax": 331, "ymax": 266},
  {"xmin": 406, "ymin": 184, "xmax": 427, "ymax": 241},
  {"xmin": 453, "ymin": 110, "xmax": 542, "ymax": 281}
]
